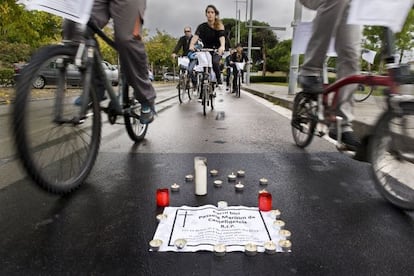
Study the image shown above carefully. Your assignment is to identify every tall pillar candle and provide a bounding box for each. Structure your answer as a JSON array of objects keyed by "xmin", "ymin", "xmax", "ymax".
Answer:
[{"xmin": 194, "ymin": 156, "xmax": 207, "ymax": 195}]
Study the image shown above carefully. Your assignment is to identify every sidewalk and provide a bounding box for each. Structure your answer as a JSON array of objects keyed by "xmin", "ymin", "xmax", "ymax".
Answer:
[{"xmin": 243, "ymin": 83, "xmax": 388, "ymax": 138}]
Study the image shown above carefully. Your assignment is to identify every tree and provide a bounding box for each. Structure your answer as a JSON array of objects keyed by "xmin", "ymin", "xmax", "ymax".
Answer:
[
  {"xmin": 396, "ymin": 9, "xmax": 414, "ymax": 63},
  {"xmin": 267, "ymin": 40, "xmax": 292, "ymax": 74},
  {"xmin": 145, "ymin": 30, "xmax": 177, "ymax": 75}
]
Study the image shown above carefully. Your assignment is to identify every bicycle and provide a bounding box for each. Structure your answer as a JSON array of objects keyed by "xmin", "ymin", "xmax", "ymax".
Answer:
[
  {"xmin": 291, "ymin": 27, "xmax": 414, "ymax": 210},
  {"xmin": 232, "ymin": 61, "xmax": 245, "ymax": 98},
  {"xmin": 194, "ymin": 49, "xmax": 216, "ymax": 116},
  {"xmin": 177, "ymin": 56, "xmax": 191, "ymax": 103},
  {"xmin": 12, "ymin": 20, "xmax": 150, "ymax": 194}
]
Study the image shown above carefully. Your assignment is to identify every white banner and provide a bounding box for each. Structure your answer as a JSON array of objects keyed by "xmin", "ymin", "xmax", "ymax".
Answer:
[
  {"xmin": 151, "ymin": 205, "xmax": 289, "ymax": 253},
  {"xmin": 348, "ymin": 0, "xmax": 414, "ymax": 32},
  {"xmin": 17, "ymin": 0, "xmax": 94, "ymax": 25},
  {"xmin": 291, "ymin": 22, "xmax": 337, "ymax": 56}
]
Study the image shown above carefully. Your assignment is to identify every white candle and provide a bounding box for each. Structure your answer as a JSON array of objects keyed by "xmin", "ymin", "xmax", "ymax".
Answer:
[
  {"xmin": 244, "ymin": 243, "xmax": 258, "ymax": 256},
  {"xmin": 237, "ymin": 170, "xmax": 245, "ymax": 177},
  {"xmin": 279, "ymin": 229, "xmax": 292, "ymax": 239},
  {"xmin": 214, "ymin": 179, "xmax": 223, "ymax": 187},
  {"xmin": 235, "ymin": 182, "xmax": 244, "ymax": 192},
  {"xmin": 210, "ymin": 169, "xmax": 218, "ymax": 176},
  {"xmin": 279, "ymin": 240, "xmax": 292, "ymax": 252},
  {"xmin": 273, "ymin": 220, "xmax": 285, "ymax": 229},
  {"xmin": 174, "ymin": 238, "xmax": 187, "ymax": 249},
  {"xmin": 264, "ymin": 241, "xmax": 277, "ymax": 254},
  {"xmin": 156, "ymin": 213, "xmax": 167, "ymax": 222},
  {"xmin": 194, "ymin": 157, "xmax": 207, "ymax": 195},
  {"xmin": 227, "ymin": 173, "xmax": 236, "ymax": 182},
  {"xmin": 170, "ymin": 183, "xmax": 180, "ymax": 192},
  {"xmin": 259, "ymin": 178, "xmax": 268, "ymax": 185},
  {"xmin": 270, "ymin": 209, "xmax": 281, "ymax": 219},
  {"xmin": 213, "ymin": 244, "xmax": 226, "ymax": 256},
  {"xmin": 185, "ymin": 174, "xmax": 193, "ymax": 182},
  {"xmin": 149, "ymin": 239, "xmax": 163, "ymax": 251},
  {"xmin": 217, "ymin": 201, "xmax": 228, "ymax": 208}
]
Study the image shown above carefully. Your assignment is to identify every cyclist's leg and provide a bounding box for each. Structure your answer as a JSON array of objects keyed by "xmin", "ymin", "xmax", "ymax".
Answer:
[
  {"xmin": 211, "ymin": 52, "xmax": 222, "ymax": 85},
  {"xmin": 232, "ymin": 65, "xmax": 238, "ymax": 93},
  {"xmin": 110, "ymin": 0, "xmax": 156, "ymax": 123},
  {"xmin": 188, "ymin": 59, "xmax": 198, "ymax": 89}
]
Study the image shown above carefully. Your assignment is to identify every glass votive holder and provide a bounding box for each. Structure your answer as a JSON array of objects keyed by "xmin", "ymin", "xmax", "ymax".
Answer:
[
  {"xmin": 258, "ymin": 191, "xmax": 272, "ymax": 211},
  {"xmin": 156, "ymin": 188, "xmax": 170, "ymax": 207}
]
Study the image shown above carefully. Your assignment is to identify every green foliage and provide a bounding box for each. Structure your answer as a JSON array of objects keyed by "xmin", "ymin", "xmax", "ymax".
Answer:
[
  {"xmin": 0, "ymin": 68, "xmax": 15, "ymax": 86},
  {"xmin": 250, "ymin": 76, "xmax": 287, "ymax": 83},
  {"xmin": 0, "ymin": 41, "xmax": 32, "ymax": 65},
  {"xmin": 145, "ymin": 30, "xmax": 178, "ymax": 73},
  {"xmin": 267, "ymin": 40, "xmax": 292, "ymax": 73}
]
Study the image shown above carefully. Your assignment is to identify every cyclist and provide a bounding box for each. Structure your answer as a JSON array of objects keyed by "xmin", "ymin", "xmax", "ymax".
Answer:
[
  {"xmin": 171, "ymin": 26, "xmax": 193, "ymax": 59},
  {"xmin": 188, "ymin": 4, "xmax": 226, "ymax": 87},
  {"xmin": 64, "ymin": 0, "xmax": 156, "ymax": 124},
  {"xmin": 230, "ymin": 43, "xmax": 248, "ymax": 93},
  {"xmin": 298, "ymin": 0, "xmax": 361, "ymax": 150},
  {"xmin": 172, "ymin": 26, "xmax": 194, "ymax": 89}
]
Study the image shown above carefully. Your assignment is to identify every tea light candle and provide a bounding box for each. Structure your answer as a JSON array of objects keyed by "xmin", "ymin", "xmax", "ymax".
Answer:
[
  {"xmin": 213, "ymin": 244, "xmax": 226, "ymax": 256},
  {"xmin": 227, "ymin": 173, "xmax": 236, "ymax": 182},
  {"xmin": 217, "ymin": 201, "xmax": 228, "ymax": 209},
  {"xmin": 279, "ymin": 229, "xmax": 292, "ymax": 239},
  {"xmin": 174, "ymin": 239, "xmax": 187, "ymax": 249},
  {"xmin": 259, "ymin": 178, "xmax": 268, "ymax": 185},
  {"xmin": 170, "ymin": 183, "xmax": 180, "ymax": 192},
  {"xmin": 264, "ymin": 241, "xmax": 277, "ymax": 254},
  {"xmin": 235, "ymin": 182, "xmax": 244, "ymax": 192},
  {"xmin": 210, "ymin": 169, "xmax": 218, "ymax": 176},
  {"xmin": 273, "ymin": 219, "xmax": 285, "ymax": 229},
  {"xmin": 214, "ymin": 179, "xmax": 223, "ymax": 187},
  {"xmin": 156, "ymin": 213, "xmax": 168, "ymax": 222},
  {"xmin": 279, "ymin": 239, "xmax": 292, "ymax": 252},
  {"xmin": 237, "ymin": 170, "xmax": 245, "ymax": 177},
  {"xmin": 185, "ymin": 174, "xmax": 193, "ymax": 182},
  {"xmin": 244, "ymin": 243, "xmax": 258, "ymax": 256},
  {"xmin": 149, "ymin": 239, "xmax": 163, "ymax": 251},
  {"xmin": 270, "ymin": 209, "xmax": 281, "ymax": 219}
]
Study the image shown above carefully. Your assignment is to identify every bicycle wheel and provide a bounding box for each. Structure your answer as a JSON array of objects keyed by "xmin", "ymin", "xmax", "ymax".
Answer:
[
  {"xmin": 12, "ymin": 44, "xmax": 101, "ymax": 194},
  {"xmin": 354, "ymin": 84, "xmax": 374, "ymax": 102},
  {"xmin": 209, "ymin": 83, "xmax": 215, "ymax": 110},
  {"xmin": 202, "ymin": 82, "xmax": 208, "ymax": 116},
  {"xmin": 291, "ymin": 92, "xmax": 318, "ymax": 148},
  {"xmin": 369, "ymin": 101, "xmax": 414, "ymax": 210},
  {"xmin": 124, "ymin": 97, "xmax": 148, "ymax": 142},
  {"xmin": 178, "ymin": 71, "xmax": 187, "ymax": 103},
  {"xmin": 236, "ymin": 72, "xmax": 241, "ymax": 98}
]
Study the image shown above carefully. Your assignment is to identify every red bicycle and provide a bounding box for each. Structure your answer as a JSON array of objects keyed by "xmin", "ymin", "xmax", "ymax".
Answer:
[{"xmin": 291, "ymin": 27, "xmax": 414, "ymax": 210}]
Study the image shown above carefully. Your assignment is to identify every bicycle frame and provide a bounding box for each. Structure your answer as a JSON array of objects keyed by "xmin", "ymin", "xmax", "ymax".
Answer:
[{"xmin": 73, "ymin": 21, "xmax": 124, "ymax": 119}]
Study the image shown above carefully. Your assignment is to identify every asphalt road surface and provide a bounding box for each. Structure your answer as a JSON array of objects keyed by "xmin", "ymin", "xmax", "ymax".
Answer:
[{"xmin": 1, "ymin": 86, "xmax": 413, "ymax": 275}]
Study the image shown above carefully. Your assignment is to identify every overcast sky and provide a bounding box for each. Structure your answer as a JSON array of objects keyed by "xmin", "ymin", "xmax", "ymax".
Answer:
[{"xmin": 144, "ymin": 0, "xmax": 316, "ymax": 41}]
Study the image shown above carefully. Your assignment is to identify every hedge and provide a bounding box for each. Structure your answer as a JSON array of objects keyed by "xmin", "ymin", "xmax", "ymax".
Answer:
[{"xmin": 0, "ymin": 69, "xmax": 15, "ymax": 86}]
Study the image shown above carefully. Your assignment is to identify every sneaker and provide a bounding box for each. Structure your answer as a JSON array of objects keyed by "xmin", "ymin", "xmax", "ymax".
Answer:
[
  {"xmin": 298, "ymin": 75, "xmax": 324, "ymax": 94},
  {"xmin": 140, "ymin": 103, "xmax": 155, "ymax": 124},
  {"xmin": 329, "ymin": 130, "xmax": 361, "ymax": 151}
]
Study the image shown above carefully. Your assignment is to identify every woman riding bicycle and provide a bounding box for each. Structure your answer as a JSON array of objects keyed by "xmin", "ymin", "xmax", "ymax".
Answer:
[
  {"xmin": 188, "ymin": 4, "xmax": 226, "ymax": 88},
  {"xmin": 230, "ymin": 43, "xmax": 248, "ymax": 93}
]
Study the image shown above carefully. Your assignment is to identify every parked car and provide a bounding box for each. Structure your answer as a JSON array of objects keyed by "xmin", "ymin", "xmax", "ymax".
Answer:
[
  {"xmin": 162, "ymin": 72, "xmax": 179, "ymax": 81},
  {"xmin": 148, "ymin": 70, "xmax": 154, "ymax": 81},
  {"xmin": 14, "ymin": 60, "xmax": 119, "ymax": 89}
]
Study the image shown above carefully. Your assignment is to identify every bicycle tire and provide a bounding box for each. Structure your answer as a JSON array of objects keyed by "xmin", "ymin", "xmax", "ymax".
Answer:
[
  {"xmin": 12, "ymin": 45, "xmax": 101, "ymax": 194},
  {"xmin": 202, "ymin": 82, "xmax": 207, "ymax": 116},
  {"xmin": 369, "ymin": 101, "xmax": 414, "ymax": 210},
  {"xmin": 178, "ymin": 71, "xmax": 187, "ymax": 103},
  {"xmin": 354, "ymin": 84, "xmax": 374, "ymax": 102},
  {"xmin": 291, "ymin": 92, "xmax": 317, "ymax": 148},
  {"xmin": 124, "ymin": 99, "xmax": 148, "ymax": 142},
  {"xmin": 209, "ymin": 83, "xmax": 215, "ymax": 111},
  {"xmin": 236, "ymin": 73, "xmax": 241, "ymax": 98}
]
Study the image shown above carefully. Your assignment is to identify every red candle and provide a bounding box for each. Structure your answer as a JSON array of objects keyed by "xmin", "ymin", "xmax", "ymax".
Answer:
[
  {"xmin": 156, "ymin": 188, "xmax": 170, "ymax": 207},
  {"xmin": 258, "ymin": 191, "xmax": 272, "ymax": 211}
]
